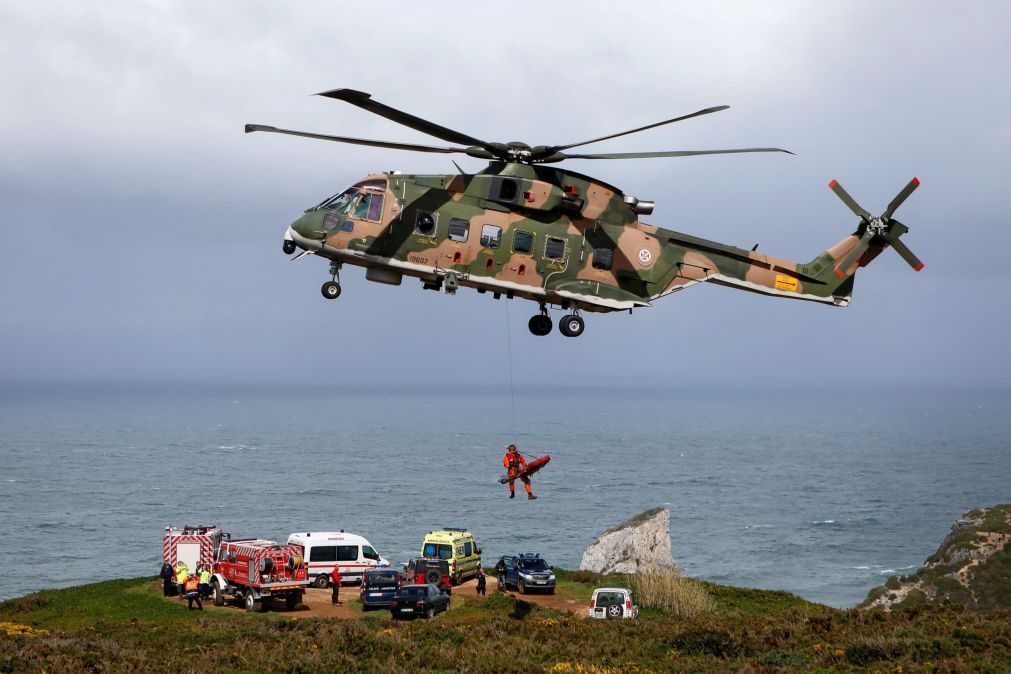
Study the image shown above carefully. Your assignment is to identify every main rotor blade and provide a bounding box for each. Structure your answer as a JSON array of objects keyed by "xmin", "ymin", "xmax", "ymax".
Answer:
[
  {"xmin": 834, "ymin": 234, "xmax": 872, "ymax": 277},
  {"xmin": 885, "ymin": 234, "xmax": 925, "ymax": 271},
  {"xmin": 882, "ymin": 177, "xmax": 920, "ymax": 221},
  {"xmin": 244, "ymin": 124, "xmax": 470, "ymax": 155},
  {"xmin": 547, "ymin": 106, "xmax": 730, "ymax": 153},
  {"xmin": 317, "ymin": 89, "xmax": 494, "ymax": 151},
  {"xmin": 556, "ymin": 147, "xmax": 793, "ymax": 160},
  {"xmin": 828, "ymin": 179, "xmax": 872, "ymax": 220}
]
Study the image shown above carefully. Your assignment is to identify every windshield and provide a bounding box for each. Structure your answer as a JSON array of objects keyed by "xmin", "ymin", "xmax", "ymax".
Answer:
[
  {"xmin": 367, "ymin": 572, "xmax": 398, "ymax": 588},
  {"xmin": 423, "ymin": 543, "xmax": 453, "ymax": 560},
  {"xmin": 519, "ymin": 559, "xmax": 549, "ymax": 572},
  {"xmin": 316, "ymin": 188, "xmax": 359, "ymax": 213}
]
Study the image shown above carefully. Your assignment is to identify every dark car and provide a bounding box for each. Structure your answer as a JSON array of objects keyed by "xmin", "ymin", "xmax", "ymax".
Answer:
[
  {"xmin": 359, "ymin": 568, "xmax": 401, "ymax": 610},
  {"xmin": 404, "ymin": 558, "xmax": 451, "ymax": 595},
  {"xmin": 389, "ymin": 583, "xmax": 450, "ymax": 620},
  {"xmin": 503, "ymin": 553, "xmax": 556, "ymax": 594}
]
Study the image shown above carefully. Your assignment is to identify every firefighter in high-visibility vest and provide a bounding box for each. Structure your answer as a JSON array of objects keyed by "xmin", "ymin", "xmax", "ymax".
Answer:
[
  {"xmin": 184, "ymin": 574, "xmax": 202, "ymax": 610},
  {"xmin": 174, "ymin": 562, "xmax": 188, "ymax": 600},
  {"xmin": 198, "ymin": 565, "xmax": 212, "ymax": 599}
]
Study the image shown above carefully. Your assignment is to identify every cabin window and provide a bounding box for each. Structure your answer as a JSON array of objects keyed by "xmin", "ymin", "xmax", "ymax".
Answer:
[
  {"xmin": 319, "ymin": 188, "xmax": 359, "ymax": 213},
  {"xmin": 545, "ymin": 236, "xmax": 567, "ymax": 260},
  {"xmin": 336, "ymin": 545, "xmax": 359, "ymax": 562},
  {"xmin": 367, "ymin": 193, "xmax": 384, "ymax": 221},
  {"xmin": 309, "ymin": 546, "xmax": 337, "ymax": 563},
  {"xmin": 342, "ymin": 220, "xmax": 354, "ymax": 232},
  {"xmin": 448, "ymin": 218, "xmax": 469, "ymax": 242},
  {"xmin": 363, "ymin": 545, "xmax": 380, "ymax": 561},
  {"xmin": 415, "ymin": 211, "xmax": 437, "ymax": 236},
  {"xmin": 323, "ymin": 214, "xmax": 341, "ymax": 230},
  {"xmin": 592, "ymin": 247, "xmax": 614, "ymax": 270},
  {"xmin": 513, "ymin": 230, "xmax": 534, "ymax": 254},
  {"xmin": 464, "ymin": 542, "xmax": 473, "ymax": 556},
  {"xmin": 480, "ymin": 224, "xmax": 502, "ymax": 249},
  {"xmin": 498, "ymin": 179, "xmax": 518, "ymax": 201}
]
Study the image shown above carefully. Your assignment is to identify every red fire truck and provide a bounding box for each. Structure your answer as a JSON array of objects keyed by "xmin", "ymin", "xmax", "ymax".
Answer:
[{"xmin": 211, "ymin": 538, "xmax": 309, "ymax": 612}]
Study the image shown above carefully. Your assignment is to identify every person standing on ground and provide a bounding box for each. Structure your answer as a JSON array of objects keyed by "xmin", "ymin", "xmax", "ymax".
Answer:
[
  {"xmin": 503, "ymin": 444, "xmax": 536, "ymax": 500},
  {"xmin": 160, "ymin": 561, "xmax": 175, "ymax": 596},
  {"xmin": 476, "ymin": 567, "xmax": 487, "ymax": 596},
  {"xmin": 175, "ymin": 562, "xmax": 188, "ymax": 600},
  {"xmin": 331, "ymin": 565, "xmax": 341, "ymax": 605},
  {"xmin": 198, "ymin": 565, "xmax": 212, "ymax": 599},
  {"xmin": 494, "ymin": 558, "xmax": 507, "ymax": 592},
  {"xmin": 185, "ymin": 574, "xmax": 202, "ymax": 610}
]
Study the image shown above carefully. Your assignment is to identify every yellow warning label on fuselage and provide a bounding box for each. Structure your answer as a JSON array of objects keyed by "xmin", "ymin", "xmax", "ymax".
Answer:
[{"xmin": 775, "ymin": 274, "xmax": 798, "ymax": 291}]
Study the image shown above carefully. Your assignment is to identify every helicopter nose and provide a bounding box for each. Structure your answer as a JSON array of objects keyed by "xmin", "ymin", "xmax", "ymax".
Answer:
[{"xmin": 289, "ymin": 212, "xmax": 323, "ymax": 240}]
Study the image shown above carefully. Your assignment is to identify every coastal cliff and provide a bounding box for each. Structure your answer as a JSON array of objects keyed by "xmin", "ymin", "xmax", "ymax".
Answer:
[
  {"xmin": 579, "ymin": 507, "xmax": 679, "ymax": 574},
  {"xmin": 862, "ymin": 504, "xmax": 1011, "ymax": 610}
]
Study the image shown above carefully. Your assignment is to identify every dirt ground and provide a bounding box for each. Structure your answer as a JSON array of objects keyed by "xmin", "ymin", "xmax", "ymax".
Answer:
[{"xmin": 199, "ymin": 577, "xmax": 585, "ymax": 619}]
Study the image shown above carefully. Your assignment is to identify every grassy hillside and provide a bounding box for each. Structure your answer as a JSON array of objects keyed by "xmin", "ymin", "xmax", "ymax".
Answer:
[{"xmin": 2, "ymin": 575, "xmax": 1010, "ymax": 672}]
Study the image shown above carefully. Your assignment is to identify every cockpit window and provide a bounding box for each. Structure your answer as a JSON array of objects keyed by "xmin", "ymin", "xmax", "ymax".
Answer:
[
  {"xmin": 319, "ymin": 188, "xmax": 360, "ymax": 214},
  {"xmin": 351, "ymin": 192, "xmax": 385, "ymax": 222}
]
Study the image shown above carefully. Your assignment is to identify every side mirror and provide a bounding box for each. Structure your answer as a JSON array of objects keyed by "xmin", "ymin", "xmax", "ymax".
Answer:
[{"xmin": 475, "ymin": 548, "xmax": 482, "ymax": 555}]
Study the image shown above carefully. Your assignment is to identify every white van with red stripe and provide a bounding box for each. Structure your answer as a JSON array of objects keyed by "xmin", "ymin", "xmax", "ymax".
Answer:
[{"xmin": 287, "ymin": 531, "xmax": 389, "ymax": 588}]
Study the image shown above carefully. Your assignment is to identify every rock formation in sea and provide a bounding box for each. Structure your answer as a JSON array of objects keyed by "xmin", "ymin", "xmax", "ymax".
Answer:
[
  {"xmin": 861, "ymin": 504, "xmax": 1011, "ymax": 610},
  {"xmin": 579, "ymin": 507, "xmax": 679, "ymax": 575}
]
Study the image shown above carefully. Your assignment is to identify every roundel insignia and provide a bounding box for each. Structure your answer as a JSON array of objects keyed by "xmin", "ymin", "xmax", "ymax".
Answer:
[{"xmin": 638, "ymin": 248, "xmax": 653, "ymax": 265}]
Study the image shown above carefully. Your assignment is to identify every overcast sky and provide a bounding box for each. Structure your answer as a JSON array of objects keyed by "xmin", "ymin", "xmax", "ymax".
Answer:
[{"xmin": 1, "ymin": 1, "xmax": 1009, "ymax": 389}]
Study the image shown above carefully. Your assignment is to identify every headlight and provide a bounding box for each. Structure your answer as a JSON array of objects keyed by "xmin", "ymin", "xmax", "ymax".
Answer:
[{"xmin": 519, "ymin": 573, "xmax": 533, "ymax": 580}]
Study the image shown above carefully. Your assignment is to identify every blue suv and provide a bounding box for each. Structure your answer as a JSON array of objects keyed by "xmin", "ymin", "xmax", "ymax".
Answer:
[
  {"xmin": 503, "ymin": 553, "xmax": 556, "ymax": 594},
  {"xmin": 359, "ymin": 568, "xmax": 401, "ymax": 610}
]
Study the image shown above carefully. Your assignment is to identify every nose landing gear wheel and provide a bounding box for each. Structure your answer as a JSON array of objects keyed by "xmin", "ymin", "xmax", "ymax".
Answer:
[
  {"xmin": 528, "ymin": 314, "xmax": 552, "ymax": 336},
  {"xmin": 559, "ymin": 314, "xmax": 584, "ymax": 337},
  {"xmin": 321, "ymin": 281, "xmax": 342, "ymax": 299}
]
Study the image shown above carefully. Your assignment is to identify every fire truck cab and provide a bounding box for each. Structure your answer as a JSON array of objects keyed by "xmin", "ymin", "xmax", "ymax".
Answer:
[{"xmin": 211, "ymin": 538, "xmax": 309, "ymax": 612}]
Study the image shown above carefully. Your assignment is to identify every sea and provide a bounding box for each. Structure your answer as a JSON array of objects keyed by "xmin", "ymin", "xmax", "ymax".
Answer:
[{"xmin": 1, "ymin": 382, "xmax": 1008, "ymax": 608}]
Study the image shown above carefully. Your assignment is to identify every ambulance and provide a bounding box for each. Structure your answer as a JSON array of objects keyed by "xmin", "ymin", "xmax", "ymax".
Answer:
[{"xmin": 287, "ymin": 531, "xmax": 389, "ymax": 588}]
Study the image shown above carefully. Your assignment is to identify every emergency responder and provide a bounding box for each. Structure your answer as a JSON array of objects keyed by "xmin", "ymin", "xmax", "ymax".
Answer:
[
  {"xmin": 184, "ymin": 574, "xmax": 202, "ymax": 610},
  {"xmin": 331, "ymin": 565, "xmax": 342, "ymax": 605},
  {"xmin": 503, "ymin": 444, "xmax": 536, "ymax": 499},
  {"xmin": 174, "ymin": 562, "xmax": 188, "ymax": 599},
  {"xmin": 476, "ymin": 567, "xmax": 487, "ymax": 596},
  {"xmin": 494, "ymin": 558, "xmax": 507, "ymax": 592},
  {"xmin": 160, "ymin": 562, "xmax": 175, "ymax": 596},
  {"xmin": 198, "ymin": 565, "xmax": 212, "ymax": 599}
]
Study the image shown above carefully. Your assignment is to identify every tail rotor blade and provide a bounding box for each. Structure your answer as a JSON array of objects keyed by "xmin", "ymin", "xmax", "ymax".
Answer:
[
  {"xmin": 886, "ymin": 234, "xmax": 925, "ymax": 271},
  {"xmin": 834, "ymin": 235, "xmax": 872, "ymax": 277},
  {"xmin": 881, "ymin": 177, "xmax": 920, "ymax": 221},
  {"xmin": 828, "ymin": 179, "xmax": 872, "ymax": 220}
]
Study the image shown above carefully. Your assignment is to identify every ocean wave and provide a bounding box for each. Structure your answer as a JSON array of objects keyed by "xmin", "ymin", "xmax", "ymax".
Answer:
[
  {"xmin": 744, "ymin": 524, "xmax": 774, "ymax": 530},
  {"xmin": 810, "ymin": 520, "xmax": 840, "ymax": 526}
]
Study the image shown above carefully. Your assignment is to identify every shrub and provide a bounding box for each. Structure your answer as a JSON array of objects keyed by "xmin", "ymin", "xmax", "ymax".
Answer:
[
  {"xmin": 629, "ymin": 570, "xmax": 715, "ymax": 619},
  {"xmin": 884, "ymin": 576, "xmax": 902, "ymax": 590},
  {"xmin": 844, "ymin": 636, "xmax": 907, "ymax": 665},
  {"xmin": 671, "ymin": 628, "xmax": 743, "ymax": 658}
]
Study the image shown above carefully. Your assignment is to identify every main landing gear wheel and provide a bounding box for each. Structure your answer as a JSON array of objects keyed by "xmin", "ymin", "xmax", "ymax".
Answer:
[
  {"xmin": 321, "ymin": 281, "xmax": 342, "ymax": 299},
  {"xmin": 559, "ymin": 314, "xmax": 584, "ymax": 337},
  {"xmin": 528, "ymin": 314, "xmax": 552, "ymax": 336}
]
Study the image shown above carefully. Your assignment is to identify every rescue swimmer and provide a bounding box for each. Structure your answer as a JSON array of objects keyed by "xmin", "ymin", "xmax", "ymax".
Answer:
[{"xmin": 503, "ymin": 444, "xmax": 537, "ymax": 500}]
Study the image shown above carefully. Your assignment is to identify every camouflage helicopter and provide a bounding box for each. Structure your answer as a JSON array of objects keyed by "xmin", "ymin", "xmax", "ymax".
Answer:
[{"xmin": 246, "ymin": 89, "xmax": 922, "ymax": 337}]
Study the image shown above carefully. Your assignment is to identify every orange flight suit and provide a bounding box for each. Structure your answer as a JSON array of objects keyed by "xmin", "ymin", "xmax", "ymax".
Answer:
[{"xmin": 504, "ymin": 449, "xmax": 532, "ymax": 496}]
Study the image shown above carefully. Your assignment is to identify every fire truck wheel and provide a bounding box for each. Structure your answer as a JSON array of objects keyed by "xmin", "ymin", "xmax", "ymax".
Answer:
[
  {"xmin": 285, "ymin": 594, "xmax": 298, "ymax": 611},
  {"xmin": 212, "ymin": 583, "xmax": 224, "ymax": 607},
  {"xmin": 314, "ymin": 574, "xmax": 329, "ymax": 589},
  {"xmin": 244, "ymin": 590, "xmax": 258, "ymax": 612}
]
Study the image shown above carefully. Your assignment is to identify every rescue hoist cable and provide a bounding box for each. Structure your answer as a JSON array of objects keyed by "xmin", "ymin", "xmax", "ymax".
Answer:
[{"xmin": 504, "ymin": 300, "xmax": 517, "ymax": 431}]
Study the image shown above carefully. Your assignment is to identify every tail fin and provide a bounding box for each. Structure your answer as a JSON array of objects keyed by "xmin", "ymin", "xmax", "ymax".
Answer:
[{"xmin": 798, "ymin": 177, "xmax": 924, "ymax": 305}]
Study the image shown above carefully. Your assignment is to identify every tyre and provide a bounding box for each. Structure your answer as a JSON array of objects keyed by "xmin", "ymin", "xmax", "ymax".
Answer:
[
  {"xmin": 425, "ymin": 569, "xmax": 441, "ymax": 585},
  {"xmin": 212, "ymin": 582, "xmax": 224, "ymax": 607},
  {"xmin": 285, "ymin": 594, "xmax": 298, "ymax": 611},
  {"xmin": 607, "ymin": 604, "xmax": 622, "ymax": 620},
  {"xmin": 518, "ymin": 579, "xmax": 526, "ymax": 594},
  {"xmin": 528, "ymin": 314, "xmax": 552, "ymax": 336},
  {"xmin": 425, "ymin": 607, "xmax": 435, "ymax": 620},
  {"xmin": 315, "ymin": 574, "xmax": 329, "ymax": 589},
  {"xmin": 244, "ymin": 590, "xmax": 257, "ymax": 613},
  {"xmin": 559, "ymin": 314, "xmax": 584, "ymax": 337},
  {"xmin": 321, "ymin": 281, "xmax": 342, "ymax": 299}
]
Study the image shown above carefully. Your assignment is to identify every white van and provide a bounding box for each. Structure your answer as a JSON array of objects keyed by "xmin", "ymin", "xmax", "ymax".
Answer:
[{"xmin": 287, "ymin": 531, "xmax": 389, "ymax": 588}]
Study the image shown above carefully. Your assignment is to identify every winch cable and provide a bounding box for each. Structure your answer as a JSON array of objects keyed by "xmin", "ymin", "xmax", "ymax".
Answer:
[{"xmin": 504, "ymin": 300, "xmax": 517, "ymax": 431}]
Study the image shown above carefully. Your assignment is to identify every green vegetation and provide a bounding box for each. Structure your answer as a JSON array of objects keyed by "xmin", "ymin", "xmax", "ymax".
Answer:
[{"xmin": 3, "ymin": 575, "xmax": 1010, "ymax": 672}]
